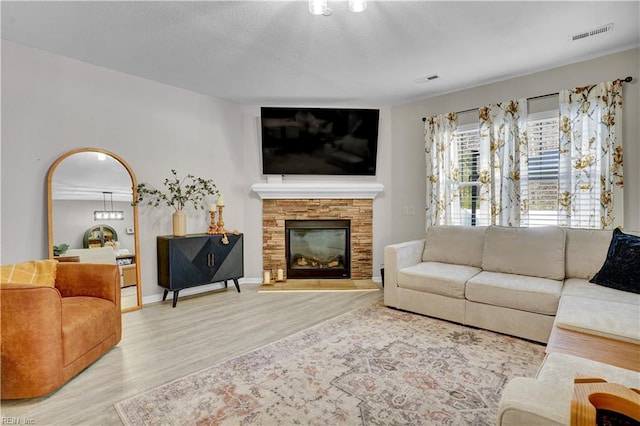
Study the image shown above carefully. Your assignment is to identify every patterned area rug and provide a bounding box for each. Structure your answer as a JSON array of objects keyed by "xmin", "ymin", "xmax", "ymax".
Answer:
[{"xmin": 115, "ymin": 303, "xmax": 545, "ymax": 425}]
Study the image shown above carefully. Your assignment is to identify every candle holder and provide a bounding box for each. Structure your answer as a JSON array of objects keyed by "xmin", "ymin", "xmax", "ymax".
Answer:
[
  {"xmin": 215, "ymin": 205, "xmax": 227, "ymax": 234},
  {"xmin": 205, "ymin": 210, "xmax": 217, "ymax": 235}
]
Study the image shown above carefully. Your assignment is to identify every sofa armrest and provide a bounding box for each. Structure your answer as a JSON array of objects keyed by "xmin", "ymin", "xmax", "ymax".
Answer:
[
  {"xmin": 497, "ymin": 377, "xmax": 569, "ymax": 426},
  {"xmin": 383, "ymin": 239, "xmax": 425, "ymax": 307},
  {"xmin": 55, "ymin": 263, "xmax": 120, "ymax": 307},
  {"xmin": 1, "ymin": 284, "xmax": 65, "ymax": 398}
]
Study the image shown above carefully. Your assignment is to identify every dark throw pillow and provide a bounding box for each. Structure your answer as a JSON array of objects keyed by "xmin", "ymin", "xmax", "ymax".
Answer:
[{"xmin": 590, "ymin": 228, "xmax": 640, "ymax": 294}]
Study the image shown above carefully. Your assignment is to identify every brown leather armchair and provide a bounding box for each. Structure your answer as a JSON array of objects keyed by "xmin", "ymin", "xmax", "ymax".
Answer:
[{"xmin": 1, "ymin": 263, "xmax": 121, "ymax": 399}]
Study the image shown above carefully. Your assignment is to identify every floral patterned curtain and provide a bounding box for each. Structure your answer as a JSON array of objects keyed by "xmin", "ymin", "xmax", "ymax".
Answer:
[
  {"xmin": 424, "ymin": 113, "xmax": 459, "ymax": 227},
  {"xmin": 558, "ymin": 80, "xmax": 624, "ymax": 229},
  {"xmin": 478, "ymin": 99, "xmax": 528, "ymax": 226}
]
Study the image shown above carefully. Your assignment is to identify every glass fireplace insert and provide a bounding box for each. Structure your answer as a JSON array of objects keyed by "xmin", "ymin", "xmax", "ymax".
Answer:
[{"xmin": 285, "ymin": 219, "xmax": 350, "ymax": 279}]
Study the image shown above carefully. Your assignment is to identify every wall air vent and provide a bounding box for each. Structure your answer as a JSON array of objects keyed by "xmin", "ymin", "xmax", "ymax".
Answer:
[
  {"xmin": 414, "ymin": 75, "xmax": 439, "ymax": 84},
  {"xmin": 570, "ymin": 23, "xmax": 613, "ymax": 41}
]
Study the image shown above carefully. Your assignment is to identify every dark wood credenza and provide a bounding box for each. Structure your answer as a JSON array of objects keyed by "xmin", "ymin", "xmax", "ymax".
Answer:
[{"xmin": 157, "ymin": 233, "xmax": 244, "ymax": 307}]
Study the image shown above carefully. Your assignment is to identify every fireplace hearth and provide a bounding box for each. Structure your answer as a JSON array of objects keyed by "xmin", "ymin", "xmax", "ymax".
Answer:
[{"xmin": 285, "ymin": 220, "xmax": 350, "ymax": 279}]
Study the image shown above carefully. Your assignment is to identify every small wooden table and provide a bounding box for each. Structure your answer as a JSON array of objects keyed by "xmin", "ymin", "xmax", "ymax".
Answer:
[
  {"xmin": 546, "ymin": 326, "xmax": 640, "ymax": 372},
  {"xmin": 571, "ymin": 377, "xmax": 640, "ymax": 425}
]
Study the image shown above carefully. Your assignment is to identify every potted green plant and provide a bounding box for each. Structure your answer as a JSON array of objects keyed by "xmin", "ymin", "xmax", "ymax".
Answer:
[
  {"xmin": 53, "ymin": 243, "xmax": 69, "ymax": 257},
  {"xmin": 136, "ymin": 170, "xmax": 219, "ymax": 237}
]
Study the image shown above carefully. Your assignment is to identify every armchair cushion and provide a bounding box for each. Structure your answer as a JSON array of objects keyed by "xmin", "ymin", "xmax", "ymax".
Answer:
[
  {"xmin": 1, "ymin": 259, "xmax": 57, "ymax": 287},
  {"xmin": 62, "ymin": 297, "xmax": 119, "ymax": 364}
]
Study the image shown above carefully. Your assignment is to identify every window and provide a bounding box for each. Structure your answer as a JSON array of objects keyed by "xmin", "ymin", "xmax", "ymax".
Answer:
[
  {"xmin": 454, "ymin": 110, "xmax": 561, "ymax": 227},
  {"xmin": 524, "ymin": 111, "xmax": 560, "ymax": 226},
  {"xmin": 455, "ymin": 124, "xmax": 482, "ymax": 226}
]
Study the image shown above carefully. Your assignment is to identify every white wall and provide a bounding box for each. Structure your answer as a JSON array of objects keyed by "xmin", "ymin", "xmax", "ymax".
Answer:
[
  {"xmin": 389, "ymin": 48, "xmax": 640, "ymax": 244},
  {"xmin": 1, "ymin": 40, "xmax": 392, "ymax": 301},
  {"xmin": 240, "ymin": 105, "xmax": 392, "ymax": 281},
  {"xmin": 3, "ymin": 40, "xmax": 637, "ymax": 303},
  {"xmin": 1, "ymin": 40, "xmax": 244, "ymax": 300}
]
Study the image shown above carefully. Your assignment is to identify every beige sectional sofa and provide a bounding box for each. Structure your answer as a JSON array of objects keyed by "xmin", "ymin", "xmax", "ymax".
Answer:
[
  {"xmin": 384, "ymin": 225, "xmax": 640, "ymax": 424},
  {"xmin": 384, "ymin": 225, "xmax": 572, "ymax": 343}
]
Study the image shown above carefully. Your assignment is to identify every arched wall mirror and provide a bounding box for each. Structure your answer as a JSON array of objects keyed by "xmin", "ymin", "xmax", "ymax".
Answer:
[{"xmin": 47, "ymin": 148, "xmax": 142, "ymax": 312}]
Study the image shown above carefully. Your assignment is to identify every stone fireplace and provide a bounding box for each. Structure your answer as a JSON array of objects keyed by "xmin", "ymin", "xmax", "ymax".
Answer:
[{"xmin": 252, "ymin": 182, "xmax": 383, "ymax": 281}]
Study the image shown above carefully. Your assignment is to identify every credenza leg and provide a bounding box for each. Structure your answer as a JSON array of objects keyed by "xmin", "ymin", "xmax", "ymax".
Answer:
[
  {"xmin": 162, "ymin": 289, "xmax": 169, "ymax": 301},
  {"xmin": 233, "ymin": 278, "xmax": 240, "ymax": 293},
  {"xmin": 172, "ymin": 290, "xmax": 180, "ymax": 308}
]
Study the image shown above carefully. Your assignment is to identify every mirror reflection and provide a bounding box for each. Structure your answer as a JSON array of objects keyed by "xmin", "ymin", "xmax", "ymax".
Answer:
[{"xmin": 47, "ymin": 148, "xmax": 142, "ymax": 312}]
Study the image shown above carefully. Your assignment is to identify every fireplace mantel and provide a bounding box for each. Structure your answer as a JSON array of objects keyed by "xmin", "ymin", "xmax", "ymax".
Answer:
[{"xmin": 251, "ymin": 182, "xmax": 384, "ymax": 200}]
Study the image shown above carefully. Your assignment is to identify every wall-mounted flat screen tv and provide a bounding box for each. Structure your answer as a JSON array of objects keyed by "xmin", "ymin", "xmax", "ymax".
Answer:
[{"xmin": 260, "ymin": 107, "xmax": 380, "ymax": 176}]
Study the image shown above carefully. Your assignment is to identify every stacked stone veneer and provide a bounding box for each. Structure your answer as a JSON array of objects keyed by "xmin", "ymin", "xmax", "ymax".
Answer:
[{"xmin": 262, "ymin": 199, "xmax": 373, "ymax": 279}]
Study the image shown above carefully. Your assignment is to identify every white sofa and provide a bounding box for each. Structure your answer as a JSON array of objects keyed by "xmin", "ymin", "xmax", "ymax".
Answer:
[
  {"xmin": 384, "ymin": 225, "xmax": 640, "ymax": 424},
  {"xmin": 498, "ymin": 352, "xmax": 640, "ymax": 425}
]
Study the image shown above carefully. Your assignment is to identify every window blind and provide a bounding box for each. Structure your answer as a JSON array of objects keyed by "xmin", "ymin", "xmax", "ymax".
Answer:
[
  {"xmin": 524, "ymin": 111, "xmax": 560, "ymax": 226},
  {"xmin": 454, "ymin": 112, "xmax": 562, "ymax": 227},
  {"xmin": 455, "ymin": 125, "xmax": 484, "ymax": 226}
]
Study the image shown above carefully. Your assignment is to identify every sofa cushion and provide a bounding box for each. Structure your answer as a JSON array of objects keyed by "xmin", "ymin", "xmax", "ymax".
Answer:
[
  {"xmin": 61, "ymin": 296, "xmax": 118, "ymax": 365},
  {"xmin": 482, "ymin": 226, "xmax": 566, "ymax": 280},
  {"xmin": 590, "ymin": 228, "xmax": 640, "ymax": 294},
  {"xmin": 422, "ymin": 226, "xmax": 486, "ymax": 267},
  {"xmin": 564, "ymin": 228, "xmax": 612, "ymax": 280},
  {"xmin": 466, "ymin": 271, "xmax": 563, "ymax": 315},
  {"xmin": 398, "ymin": 262, "xmax": 481, "ymax": 299},
  {"xmin": 65, "ymin": 247, "xmax": 117, "ymax": 264},
  {"xmin": 500, "ymin": 353, "xmax": 640, "ymax": 426},
  {"xmin": 562, "ymin": 278, "xmax": 640, "ymax": 305},
  {"xmin": 1, "ymin": 260, "xmax": 57, "ymax": 287},
  {"xmin": 555, "ymin": 294, "xmax": 640, "ymax": 344},
  {"xmin": 537, "ymin": 352, "xmax": 640, "ymax": 391},
  {"xmin": 532, "ymin": 352, "xmax": 640, "ymax": 425}
]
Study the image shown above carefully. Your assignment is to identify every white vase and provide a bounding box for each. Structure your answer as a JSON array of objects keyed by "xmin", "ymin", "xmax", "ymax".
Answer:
[{"xmin": 173, "ymin": 211, "xmax": 187, "ymax": 237}]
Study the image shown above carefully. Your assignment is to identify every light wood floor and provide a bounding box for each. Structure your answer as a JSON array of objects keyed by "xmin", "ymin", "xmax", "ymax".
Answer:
[{"xmin": 0, "ymin": 283, "xmax": 382, "ymax": 425}]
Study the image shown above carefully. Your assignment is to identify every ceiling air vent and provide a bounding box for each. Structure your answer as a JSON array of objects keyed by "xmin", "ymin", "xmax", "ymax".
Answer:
[
  {"xmin": 571, "ymin": 23, "xmax": 613, "ymax": 41},
  {"xmin": 414, "ymin": 75, "xmax": 439, "ymax": 84}
]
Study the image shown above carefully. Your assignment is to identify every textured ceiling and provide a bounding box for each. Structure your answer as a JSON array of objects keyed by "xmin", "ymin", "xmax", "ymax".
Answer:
[{"xmin": 2, "ymin": 1, "xmax": 639, "ymax": 106}]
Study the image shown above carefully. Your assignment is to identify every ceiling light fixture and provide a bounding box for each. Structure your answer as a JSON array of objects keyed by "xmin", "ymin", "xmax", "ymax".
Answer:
[
  {"xmin": 349, "ymin": 0, "xmax": 367, "ymax": 13},
  {"xmin": 309, "ymin": 0, "xmax": 366, "ymax": 15},
  {"xmin": 309, "ymin": 0, "xmax": 328, "ymax": 15},
  {"xmin": 94, "ymin": 191, "xmax": 124, "ymax": 221}
]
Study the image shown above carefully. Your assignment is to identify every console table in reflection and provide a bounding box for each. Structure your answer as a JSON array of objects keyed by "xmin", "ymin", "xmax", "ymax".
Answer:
[{"xmin": 156, "ymin": 233, "xmax": 244, "ymax": 307}]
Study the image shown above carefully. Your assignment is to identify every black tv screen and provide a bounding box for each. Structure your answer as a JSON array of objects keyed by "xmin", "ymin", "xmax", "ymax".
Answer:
[{"xmin": 260, "ymin": 107, "xmax": 380, "ymax": 176}]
